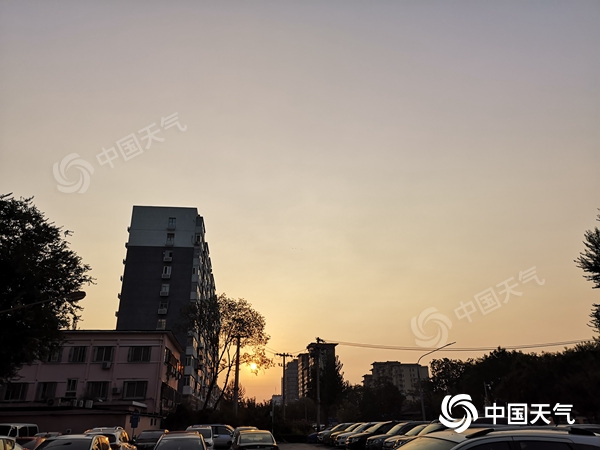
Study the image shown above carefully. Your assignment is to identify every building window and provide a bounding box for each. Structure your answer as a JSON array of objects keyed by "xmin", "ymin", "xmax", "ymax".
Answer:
[
  {"xmin": 68, "ymin": 346, "xmax": 88, "ymax": 363},
  {"xmin": 162, "ymin": 266, "xmax": 171, "ymax": 279},
  {"xmin": 36, "ymin": 382, "xmax": 57, "ymax": 401},
  {"xmin": 123, "ymin": 381, "xmax": 148, "ymax": 399},
  {"xmin": 86, "ymin": 381, "xmax": 109, "ymax": 400},
  {"xmin": 166, "ymin": 233, "xmax": 175, "ymax": 246},
  {"xmin": 156, "ymin": 319, "xmax": 166, "ymax": 330},
  {"xmin": 167, "ymin": 217, "xmax": 176, "ymax": 230},
  {"xmin": 65, "ymin": 379, "xmax": 78, "ymax": 397},
  {"xmin": 44, "ymin": 347, "xmax": 63, "ymax": 363},
  {"xmin": 160, "ymin": 283, "xmax": 170, "ymax": 296},
  {"xmin": 93, "ymin": 346, "xmax": 114, "ymax": 363},
  {"xmin": 3, "ymin": 383, "xmax": 28, "ymax": 401},
  {"xmin": 163, "ymin": 250, "xmax": 173, "ymax": 262},
  {"xmin": 128, "ymin": 346, "xmax": 152, "ymax": 362}
]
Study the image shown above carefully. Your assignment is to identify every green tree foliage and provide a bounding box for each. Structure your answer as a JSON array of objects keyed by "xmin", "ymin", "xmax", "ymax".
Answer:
[
  {"xmin": 575, "ymin": 211, "xmax": 600, "ymax": 333},
  {"xmin": 360, "ymin": 379, "xmax": 405, "ymax": 420},
  {"xmin": 186, "ymin": 293, "xmax": 274, "ymax": 410},
  {"xmin": 425, "ymin": 346, "xmax": 600, "ymax": 421},
  {"xmin": 306, "ymin": 349, "xmax": 346, "ymax": 423},
  {"xmin": 0, "ymin": 194, "xmax": 93, "ymax": 380}
]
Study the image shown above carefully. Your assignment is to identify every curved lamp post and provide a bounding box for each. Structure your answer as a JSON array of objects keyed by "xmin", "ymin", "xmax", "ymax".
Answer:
[
  {"xmin": 417, "ymin": 341, "xmax": 456, "ymax": 420},
  {"xmin": 0, "ymin": 290, "xmax": 86, "ymax": 315}
]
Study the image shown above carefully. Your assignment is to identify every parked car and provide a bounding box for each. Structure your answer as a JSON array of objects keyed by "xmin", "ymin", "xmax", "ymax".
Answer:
[
  {"xmin": 16, "ymin": 437, "xmax": 46, "ymax": 450},
  {"xmin": 0, "ymin": 436, "xmax": 26, "ymax": 450},
  {"xmin": 185, "ymin": 425, "xmax": 233, "ymax": 449},
  {"xmin": 326, "ymin": 424, "xmax": 360, "ymax": 446},
  {"xmin": 382, "ymin": 425, "xmax": 428, "ymax": 450},
  {"xmin": 36, "ymin": 434, "xmax": 111, "ymax": 450},
  {"xmin": 85, "ymin": 428, "xmax": 136, "ymax": 450},
  {"xmin": 395, "ymin": 427, "xmax": 600, "ymax": 450},
  {"xmin": 231, "ymin": 428, "xmax": 257, "ymax": 445},
  {"xmin": 346, "ymin": 422, "xmax": 400, "ymax": 450},
  {"xmin": 154, "ymin": 432, "xmax": 206, "ymax": 450},
  {"xmin": 366, "ymin": 422, "xmax": 428, "ymax": 450},
  {"xmin": 190, "ymin": 428, "xmax": 213, "ymax": 450},
  {"xmin": 230, "ymin": 430, "xmax": 277, "ymax": 450},
  {"xmin": 335, "ymin": 423, "xmax": 379, "ymax": 448},
  {"xmin": 385, "ymin": 425, "xmax": 430, "ymax": 450},
  {"xmin": 318, "ymin": 424, "xmax": 353, "ymax": 444},
  {"xmin": 133, "ymin": 430, "xmax": 168, "ymax": 450},
  {"xmin": 0, "ymin": 424, "xmax": 40, "ymax": 438}
]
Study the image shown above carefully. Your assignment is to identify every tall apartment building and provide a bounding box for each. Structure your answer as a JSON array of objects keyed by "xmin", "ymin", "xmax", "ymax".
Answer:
[
  {"xmin": 297, "ymin": 342, "xmax": 338, "ymax": 399},
  {"xmin": 363, "ymin": 361, "xmax": 428, "ymax": 400},
  {"xmin": 116, "ymin": 206, "xmax": 217, "ymax": 408},
  {"xmin": 282, "ymin": 359, "xmax": 299, "ymax": 404}
]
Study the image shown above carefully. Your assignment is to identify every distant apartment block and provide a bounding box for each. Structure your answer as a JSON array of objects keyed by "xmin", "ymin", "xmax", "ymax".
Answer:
[
  {"xmin": 283, "ymin": 359, "xmax": 299, "ymax": 404},
  {"xmin": 116, "ymin": 206, "xmax": 217, "ymax": 408},
  {"xmin": 363, "ymin": 361, "xmax": 428, "ymax": 400},
  {"xmin": 0, "ymin": 330, "xmax": 182, "ymax": 434},
  {"xmin": 296, "ymin": 342, "xmax": 338, "ymax": 399}
]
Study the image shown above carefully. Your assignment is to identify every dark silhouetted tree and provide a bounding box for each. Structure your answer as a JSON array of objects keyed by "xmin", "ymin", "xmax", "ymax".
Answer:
[
  {"xmin": 575, "ymin": 211, "xmax": 600, "ymax": 333},
  {"xmin": 0, "ymin": 194, "xmax": 93, "ymax": 381},
  {"xmin": 185, "ymin": 293, "xmax": 274, "ymax": 410}
]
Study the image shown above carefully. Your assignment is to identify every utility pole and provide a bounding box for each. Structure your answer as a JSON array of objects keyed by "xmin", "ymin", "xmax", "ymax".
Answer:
[
  {"xmin": 233, "ymin": 334, "xmax": 241, "ymax": 417},
  {"xmin": 276, "ymin": 352, "xmax": 293, "ymax": 422},
  {"xmin": 315, "ymin": 337, "xmax": 324, "ymax": 432}
]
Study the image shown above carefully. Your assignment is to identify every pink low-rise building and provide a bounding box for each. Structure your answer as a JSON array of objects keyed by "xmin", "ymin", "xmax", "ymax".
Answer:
[{"xmin": 0, "ymin": 330, "xmax": 183, "ymax": 435}]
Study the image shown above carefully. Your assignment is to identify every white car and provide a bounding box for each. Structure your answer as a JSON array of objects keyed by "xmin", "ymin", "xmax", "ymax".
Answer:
[{"xmin": 188, "ymin": 427, "xmax": 214, "ymax": 450}]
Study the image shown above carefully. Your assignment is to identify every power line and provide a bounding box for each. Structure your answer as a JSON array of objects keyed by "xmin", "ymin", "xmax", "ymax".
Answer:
[{"xmin": 320, "ymin": 338, "xmax": 592, "ymax": 352}]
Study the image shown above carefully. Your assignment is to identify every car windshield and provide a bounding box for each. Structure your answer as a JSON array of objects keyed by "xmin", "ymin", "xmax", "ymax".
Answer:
[
  {"xmin": 405, "ymin": 426, "xmax": 427, "ymax": 437},
  {"xmin": 239, "ymin": 433, "xmax": 274, "ymax": 445},
  {"xmin": 138, "ymin": 432, "xmax": 164, "ymax": 441},
  {"xmin": 0, "ymin": 426, "xmax": 16, "ymax": 437},
  {"xmin": 37, "ymin": 439, "xmax": 93, "ymax": 450},
  {"xmin": 385, "ymin": 423, "xmax": 408, "ymax": 435},
  {"xmin": 157, "ymin": 438, "xmax": 204, "ymax": 450}
]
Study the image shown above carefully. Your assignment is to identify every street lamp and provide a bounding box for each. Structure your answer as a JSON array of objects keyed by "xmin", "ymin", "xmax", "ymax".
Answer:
[{"xmin": 417, "ymin": 341, "xmax": 456, "ymax": 420}]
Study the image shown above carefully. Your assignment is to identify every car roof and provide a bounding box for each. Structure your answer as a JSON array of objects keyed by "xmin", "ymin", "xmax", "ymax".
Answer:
[{"xmin": 45, "ymin": 435, "xmax": 103, "ymax": 440}]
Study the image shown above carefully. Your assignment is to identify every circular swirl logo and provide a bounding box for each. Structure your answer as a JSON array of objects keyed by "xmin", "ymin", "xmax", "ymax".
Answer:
[
  {"xmin": 53, "ymin": 153, "xmax": 95, "ymax": 194},
  {"xmin": 410, "ymin": 307, "xmax": 452, "ymax": 347},
  {"xmin": 439, "ymin": 394, "xmax": 479, "ymax": 433}
]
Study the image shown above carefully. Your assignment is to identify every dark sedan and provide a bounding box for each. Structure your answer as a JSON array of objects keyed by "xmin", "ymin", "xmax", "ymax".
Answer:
[
  {"xmin": 134, "ymin": 431, "xmax": 168, "ymax": 450},
  {"xmin": 345, "ymin": 422, "xmax": 399, "ymax": 450},
  {"xmin": 366, "ymin": 422, "xmax": 428, "ymax": 450},
  {"xmin": 230, "ymin": 430, "xmax": 277, "ymax": 450}
]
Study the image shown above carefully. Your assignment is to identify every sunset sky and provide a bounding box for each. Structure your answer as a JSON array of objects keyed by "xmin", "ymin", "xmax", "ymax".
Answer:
[{"xmin": 1, "ymin": 1, "xmax": 599, "ymax": 402}]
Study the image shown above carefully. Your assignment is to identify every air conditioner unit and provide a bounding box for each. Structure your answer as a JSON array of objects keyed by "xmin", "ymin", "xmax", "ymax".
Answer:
[
  {"xmin": 162, "ymin": 273, "xmax": 171, "ymax": 279},
  {"xmin": 112, "ymin": 387, "xmax": 121, "ymax": 395},
  {"xmin": 84, "ymin": 400, "xmax": 93, "ymax": 409},
  {"xmin": 77, "ymin": 399, "xmax": 84, "ymax": 408},
  {"xmin": 158, "ymin": 308, "xmax": 168, "ymax": 315},
  {"xmin": 47, "ymin": 397, "xmax": 62, "ymax": 406},
  {"xmin": 101, "ymin": 361, "xmax": 112, "ymax": 370},
  {"xmin": 163, "ymin": 256, "xmax": 172, "ymax": 262}
]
